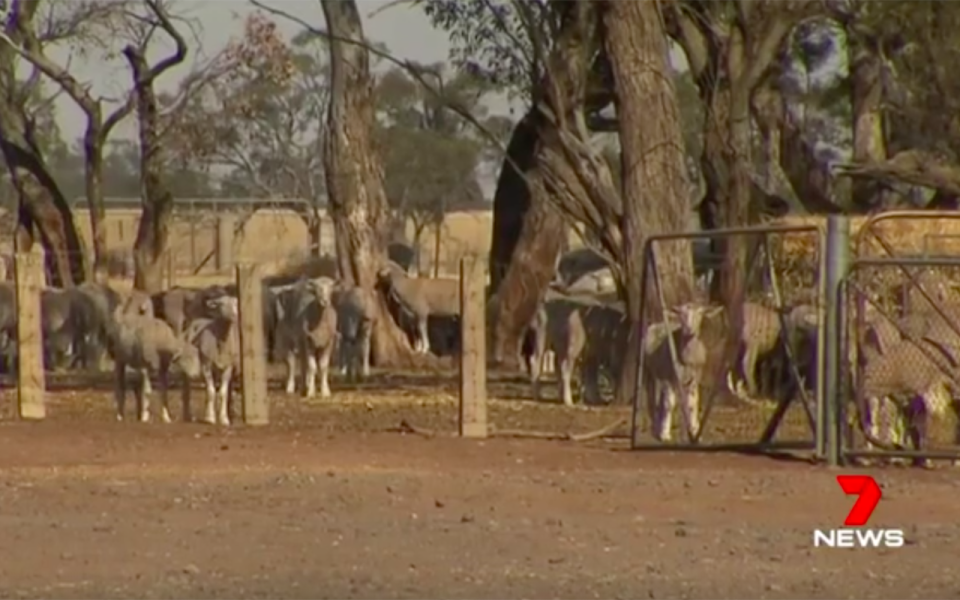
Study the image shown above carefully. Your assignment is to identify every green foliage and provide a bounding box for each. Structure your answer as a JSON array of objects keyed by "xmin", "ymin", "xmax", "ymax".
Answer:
[
  {"xmin": 374, "ymin": 65, "xmax": 487, "ymax": 234},
  {"xmin": 420, "ymin": 0, "xmax": 553, "ymax": 101}
]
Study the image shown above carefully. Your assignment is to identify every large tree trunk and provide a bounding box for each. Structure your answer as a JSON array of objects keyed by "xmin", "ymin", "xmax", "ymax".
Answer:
[
  {"xmin": 321, "ymin": 0, "xmax": 429, "ymax": 368},
  {"xmin": 125, "ymin": 47, "xmax": 175, "ymax": 295},
  {"xmin": 488, "ymin": 110, "xmax": 565, "ymax": 367},
  {"xmin": 0, "ymin": 10, "xmax": 86, "ymax": 287},
  {"xmin": 604, "ymin": 0, "xmax": 694, "ymax": 405},
  {"xmin": 83, "ymin": 123, "xmax": 108, "ymax": 271},
  {"xmin": 848, "ymin": 33, "xmax": 889, "ymax": 211}
]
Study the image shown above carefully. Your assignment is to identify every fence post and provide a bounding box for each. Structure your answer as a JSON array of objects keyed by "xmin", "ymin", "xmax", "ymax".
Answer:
[
  {"xmin": 236, "ymin": 263, "xmax": 268, "ymax": 425},
  {"xmin": 14, "ymin": 250, "xmax": 45, "ymax": 420},
  {"xmin": 822, "ymin": 215, "xmax": 850, "ymax": 467},
  {"xmin": 459, "ymin": 256, "xmax": 487, "ymax": 438},
  {"xmin": 217, "ymin": 214, "xmax": 237, "ymax": 271}
]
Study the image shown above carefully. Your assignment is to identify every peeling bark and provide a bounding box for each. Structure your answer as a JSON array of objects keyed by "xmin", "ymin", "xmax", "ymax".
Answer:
[
  {"xmin": 848, "ymin": 32, "xmax": 890, "ymax": 210},
  {"xmin": 604, "ymin": 0, "xmax": 694, "ymax": 404},
  {"xmin": 321, "ymin": 0, "xmax": 432, "ymax": 368},
  {"xmin": 0, "ymin": 7, "xmax": 86, "ymax": 286},
  {"xmin": 123, "ymin": 1, "xmax": 188, "ymax": 294},
  {"xmin": 487, "ymin": 4, "xmax": 615, "ymax": 369}
]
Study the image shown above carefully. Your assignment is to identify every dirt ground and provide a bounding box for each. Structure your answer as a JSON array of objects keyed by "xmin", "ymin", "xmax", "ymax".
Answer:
[{"xmin": 0, "ymin": 373, "xmax": 958, "ymax": 600}]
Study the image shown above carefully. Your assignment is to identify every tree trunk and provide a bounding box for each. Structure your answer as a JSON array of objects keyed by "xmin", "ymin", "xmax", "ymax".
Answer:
[
  {"xmin": 604, "ymin": 0, "xmax": 695, "ymax": 405},
  {"xmin": 84, "ymin": 125, "xmax": 108, "ymax": 273},
  {"xmin": 848, "ymin": 34, "xmax": 889, "ymax": 210},
  {"xmin": 321, "ymin": 0, "xmax": 430, "ymax": 368},
  {"xmin": 0, "ymin": 27, "xmax": 85, "ymax": 287},
  {"xmin": 125, "ymin": 47, "xmax": 175, "ymax": 295}
]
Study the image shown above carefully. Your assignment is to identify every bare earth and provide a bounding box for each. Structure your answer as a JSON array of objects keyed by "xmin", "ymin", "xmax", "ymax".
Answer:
[{"xmin": 0, "ymin": 375, "xmax": 958, "ymax": 600}]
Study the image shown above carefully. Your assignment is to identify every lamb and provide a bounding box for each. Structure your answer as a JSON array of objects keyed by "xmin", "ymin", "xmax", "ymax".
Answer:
[
  {"xmin": 105, "ymin": 295, "xmax": 202, "ymax": 423},
  {"xmin": 643, "ymin": 302, "xmax": 722, "ymax": 443},
  {"xmin": 184, "ymin": 294, "xmax": 240, "ymax": 426},
  {"xmin": 858, "ymin": 335, "xmax": 956, "ymax": 466},
  {"xmin": 377, "ymin": 267, "xmax": 459, "ymax": 355},
  {"xmin": 527, "ymin": 298, "xmax": 587, "ymax": 405},
  {"xmin": 274, "ymin": 277, "xmax": 339, "ymax": 398},
  {"xmin": 331, "ymin": 283, "xmax": 377, "ymax": 380}
]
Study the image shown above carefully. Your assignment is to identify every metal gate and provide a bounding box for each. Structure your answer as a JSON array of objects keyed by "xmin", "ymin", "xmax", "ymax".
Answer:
[
  {"xmin": 629, "ymin": 224, "xmax": 824, "ymax": 457},
  {"xmin": 837, "ymin": 211, "xmax": 960, "ymax": 466}
]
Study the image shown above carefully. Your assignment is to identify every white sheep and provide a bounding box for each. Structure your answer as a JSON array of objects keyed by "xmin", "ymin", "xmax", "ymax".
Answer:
[
  {"xmin": 105, "ymin": 296, "xmax": 201, "ymax": 423},
  {"xmin": 377, "ymin": 267, "xmax": 459, "ymax": 355},
  {"xmin": 275, "ymin": 277, "xmax": 339, "ymax": 398},
  {"xmin": 644, "ymin": 302, "xmax": 721, "ymax": 443},
  {"xmin": 528, "ymin": 299, "xmax": 587, "ymax": 405},
  {"xmin": 859, "ymin": 334, "xmax": 956, "ymax": 466},
  {"xmin": 185, "ymin": 294, "xmax": 240, "ymax": 426}
]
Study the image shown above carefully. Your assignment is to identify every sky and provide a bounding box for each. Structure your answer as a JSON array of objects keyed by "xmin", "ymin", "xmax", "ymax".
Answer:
[{"xmin": 46, "ymin": 0, "xmax": 462, "ymax": 143}]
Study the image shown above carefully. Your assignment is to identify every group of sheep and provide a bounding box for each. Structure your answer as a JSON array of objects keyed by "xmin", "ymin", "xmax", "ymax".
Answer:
[
  {"xmin": 536, "ymin": 249, "xmax": 960, "ymax": 455},
  {"xmin": 5, "ymin": 240, "xmax": 960, "ymax": 457}
]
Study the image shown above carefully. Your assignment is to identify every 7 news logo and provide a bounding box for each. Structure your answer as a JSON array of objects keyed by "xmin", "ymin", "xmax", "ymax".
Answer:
[{"xmin": 813, "ymin": 475, "xmax": 905, "ymax": 548}]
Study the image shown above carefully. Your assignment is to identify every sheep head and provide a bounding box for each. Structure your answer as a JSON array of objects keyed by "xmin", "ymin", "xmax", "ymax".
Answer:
[
  {"xmin": 172, "ymin": 342, "xmax": 202, "ymax": 379},
  {"xmin": 205, "ymin": 295, "xmax": 239, "ymax": 321},
  {"xmin": 307, "ymin": 277, "xmax": 336, "ymax": 307},
  {"xmin": 669, "ymin": 303, "xmax": 722, "ymax": 337}
]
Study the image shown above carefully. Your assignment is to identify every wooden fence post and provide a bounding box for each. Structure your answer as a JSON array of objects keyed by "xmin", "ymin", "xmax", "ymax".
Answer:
[
  {"xmin": 14, "ymin": 250, "xmax": 45, "ymax": 420},
  {"xmin": 236, "ymin": 263, "xmax": 268, "ymax": 425},
  {"xmin": 217, "ymin": 214, "xmax": 237, "ymax": 271},
  {"xmin": 459, "ymin": 256, "xmax": 487, "ymax": 438}
]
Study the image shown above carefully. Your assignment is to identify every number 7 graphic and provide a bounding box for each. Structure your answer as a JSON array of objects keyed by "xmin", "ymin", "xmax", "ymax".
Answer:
[{"xmin": 836, "ymin": 475, "xmax": 883, "ymax": 527}]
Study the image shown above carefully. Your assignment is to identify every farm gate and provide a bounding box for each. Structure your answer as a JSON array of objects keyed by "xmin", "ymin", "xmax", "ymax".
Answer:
[
  {"xmin": 629, "ymin": 224, "xmax": 825, "ymax": 458},
  {"xmin": 838, "ymin": 211, "xmax": 960, "ymax": 466}
]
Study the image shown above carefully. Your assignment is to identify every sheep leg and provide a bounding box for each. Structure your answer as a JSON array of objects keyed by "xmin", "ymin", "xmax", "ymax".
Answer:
[
  {"xmin": 654, "ymin": 385, "xmax": 677, "ymax": 442},
  {"xmin": 318, "ymin": 349, "xmax": 332, "ymax": 399},
  {"xmin": 645, "ymin": 377, "xmax": 660, "ymax": 437},
  {"xmin": 339, "ymin": 338, "xmax": 351, "ymax": 378},
  {"xmin": 158, "ymin": 365, "xmax": 172, "ymax": 424},
  {"xmin": 360, "ymin": 331, "xmax": 371, "ymax": 378},
  {"xmin": 114, "ymin": 359, "xmax": 127, "ymax": 421},
  {"xmin": 305, "ymin": 352, "xmax": 318, "ymax": 398},
  {"xmin": 417, "ymin": 317, "xmax": 430, "ymax": 355},
  {"xmin": 681, "ymin": 385, "xmax": 701, "ymax": 443},
  {"xmin": 558, "ymin": 354, "xmax": 574, "ymax": 407},
  {"xmin": 283, "ymin": 350, "xmax": 297, "ymax": 394},
  {"xmin": 581, "ymin": 359, "xmax": 603, "ymax": 405},
  {"xmin": 202, "ymin": 364, "xmax": 217, "ymax": 425},
  {"xmin": 138, "ymin": 369, "xmax": 151, "ymax": 423},
  {"xmin": 143, "ymin": 373, "xmax": 153, "ymax": 396},
  {"xmin": 529, "ymin": 347, "xmax": 543, "ymax": 402},
  {"xmin": 216, "ymin": 366, "xmax": 232, "ymax": 426},
  {"xmin": 741, "ymin": 347, "xmax": 760, "ymax": 398}
]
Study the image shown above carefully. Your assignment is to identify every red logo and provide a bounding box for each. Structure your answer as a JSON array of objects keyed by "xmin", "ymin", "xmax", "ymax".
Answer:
[{"xmin": 836, "ymin": 475, "xmax": 883, "ymax": 526}]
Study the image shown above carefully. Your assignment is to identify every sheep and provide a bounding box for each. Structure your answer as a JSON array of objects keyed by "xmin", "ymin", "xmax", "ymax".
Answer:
[
  {"xmin": 40, "ymin": 286, "xmax": 104, "ymax": 371},
  {"xmin": 643, "ymin": 302, "xmax": 722, "ymax": 443},
  {"xmin": 185, "ymin": 294, "xmax": 241, "ymax": 426},
  {"xmin": 527, "ymin": 298, "xmax": 587, "ymax": 405},
  {"xmin": 105, "ymin": 295, "xmax": 202, "ymax": 423},
  {"xmin": 331, "ymin": 283, "xmax": 377, "ymax": 380},
  {"xmin": 274, "ymin": 277, "xmax": 339, "ymax": 398},
  {"xmin": 858, "ymin": 335, "xmax": 956, "ymax": 466},
  {"xmin": 377, "ymin": 267, "xmax": 459, "ymax": 355},
  {"xmin": 561, "ymin": 268, "xmax": 617, "ymax": 296},
  {"xmin": 578, "ymin": 302, "xmax": 629, "ymax": 405}
]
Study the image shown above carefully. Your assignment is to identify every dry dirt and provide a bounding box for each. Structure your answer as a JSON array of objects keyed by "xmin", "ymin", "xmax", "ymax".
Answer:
[{"xmin": 0, "ymin": 374, "xmax": 958, "ymax": 600}]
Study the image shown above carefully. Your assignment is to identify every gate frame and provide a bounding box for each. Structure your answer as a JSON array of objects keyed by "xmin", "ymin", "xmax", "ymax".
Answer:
[
  {"xmin": 834, "ymin": 210, "xmax": 960, "ymax": 465},
  {"xmin": 628, "ymin": 224, "xmax": 826, "ymax": 456}
]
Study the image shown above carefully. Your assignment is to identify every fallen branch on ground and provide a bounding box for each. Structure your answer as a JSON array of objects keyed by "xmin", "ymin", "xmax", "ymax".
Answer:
[{"xmin": 394, "ymin": 417, "xmax": 628, "ymax": 442}]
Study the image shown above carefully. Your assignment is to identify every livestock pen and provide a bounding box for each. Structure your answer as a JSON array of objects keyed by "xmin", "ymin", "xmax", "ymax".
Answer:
[{"xmin": 1, "ymin": 220, "xmax": 960, "ymax": 598}]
